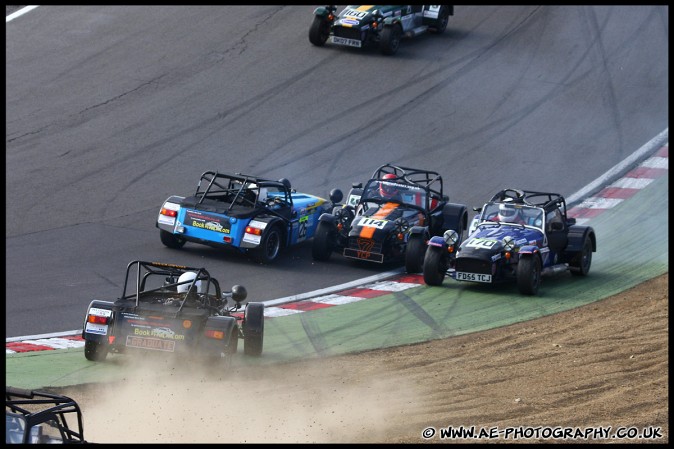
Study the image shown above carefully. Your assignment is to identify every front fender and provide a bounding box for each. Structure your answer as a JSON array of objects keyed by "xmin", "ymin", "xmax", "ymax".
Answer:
[
  {"xmin": 409, "ymin": 225, "xmax": 428, "ymax": 237},
  {"xmin": 313, "ymin": 6, "xmax": 334, "ymax": 18},
  {"xmin": 318, "ymin": 212, "xmax": 338, "ymax": 225},
  {"xmin": 428, "ymin": 235, "xmax": 447, "ymax": 248},
  {"xmin": 518, "ymin": 245, "xmax": 540, "ymax": 256}
]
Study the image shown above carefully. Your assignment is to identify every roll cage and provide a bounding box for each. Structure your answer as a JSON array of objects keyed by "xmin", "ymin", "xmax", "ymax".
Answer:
[
  {"xmin": 475, "ymin": 188, "xmax": 574, "ymax": 231},
  {"xmin": 118, "ymin": 260, "xmax": 223, "ymax": 313},
  {"xmin": 486, "ymin": 188, "xmax": 571, "ymax": 220},
  {"xmin": 193, "ymin": 171, "xmax": 292, "ymax": 212},
  {"xmin": 6, "ymin": 387, "xmax": 87, "ymax": 444},
  {"xmin": 360, "ymin": 163, "xmax": 446, "ymax": 213}
]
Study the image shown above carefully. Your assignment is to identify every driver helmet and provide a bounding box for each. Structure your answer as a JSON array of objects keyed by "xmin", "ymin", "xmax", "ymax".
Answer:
[
  {"xmin": 176, "ymin": 272, "xmax": 203, "ymax": 294},
  {"xmin": 498, "ymin": 202, "xmax": 519, "ymax": 222},
  {"xmin": 379, "ymin": 173, "xmax": 399, "ymax": 198}
]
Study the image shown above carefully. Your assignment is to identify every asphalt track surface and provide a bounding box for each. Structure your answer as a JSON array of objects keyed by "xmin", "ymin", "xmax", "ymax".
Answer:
[
  {"xmin": 4, "ymin": 159, "xmax": 669, "ymax": 388},
  {"xmin": 5, "ymin": 6, "xmax": 668, "ymax": 385}
]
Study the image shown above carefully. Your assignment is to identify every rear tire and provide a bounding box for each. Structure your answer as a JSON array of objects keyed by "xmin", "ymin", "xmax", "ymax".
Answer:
[
  {"xmin": 251, "ymin": 227, "xmax": 281, "ymax": 264},
  {"xmin": 516, "ymin": 256, "xmax": 541, "ymax": 295},
  {"xmin": 160, "ymin": 230, "xmax": 186, "ymax": 249},
  {"xmin": 405, "ymin": 233, "xmax": 426, "ymax": 273},
  {"xmin": 423, "ymin": 246, "xmax": 448, "ymax": 286},
  {"xmin": 570, "ymin": 236, "xmax": 593, "ymax": 276},
  {"xmin": 430, "ymin": 7, "xmax": 449, "ymax": 34},
  {"xmin": 84, "ymin": 339, "xmax": 108, "ymax": 362},
  {"xmin": 309, "ymin": 16, "xmax": 331, "ymax": 46},
  {"xmin": 243, "ymin": 303, "xmax": 264, "ymax": 356},
  {"xmin": 380, "ymin": 24, "xmax": 402, "ymax": 55},
  {"xmin": 312, "ymin": 221, "xmax": 336, "ymax": 261}
]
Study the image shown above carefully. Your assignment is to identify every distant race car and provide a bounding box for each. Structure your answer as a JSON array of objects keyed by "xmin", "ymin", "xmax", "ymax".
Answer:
[
  {"xmin": 312, "ymin": 164, "xmax": 468, "ymax": 272},
  {"xmin": 422, "ymin": 188, "xmax": 597, "ymax": 295},
  {"xmin": 309, "ymin": 5, "xmax": 454, "ymax": 55},
  {"xmin": 6, "ymin": 386, "xmax": 89, "ymax": 444},
  {"xmin": 156, "ymin": 171, "xmax": 334, "ymax": 263},
  {"xmin": 82, "ymin": 260, "xmax": 265, "ymax": 364}
]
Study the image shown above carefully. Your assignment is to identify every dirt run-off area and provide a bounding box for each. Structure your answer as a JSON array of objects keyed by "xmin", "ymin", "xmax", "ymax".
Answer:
[{"xmin": 60, "ymin": 273, "xmax": 668, "ymax": 444}]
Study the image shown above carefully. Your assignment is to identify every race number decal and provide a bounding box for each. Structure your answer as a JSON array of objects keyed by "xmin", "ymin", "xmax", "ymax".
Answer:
[
  {"xmin": 298, "ymin": 215, "xmax": 309, "ymax": 240},
  {"xmin": 359, "ymin": 217, "xmax": 387, "ymax": 229},
  {"xmin": 465, "ymin": 238, "xmax": 498, "ymax": 250}
]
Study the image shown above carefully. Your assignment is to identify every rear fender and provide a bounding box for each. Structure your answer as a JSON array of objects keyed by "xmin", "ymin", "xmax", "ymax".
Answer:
[
  {"xmin": 241, "ymin": 217, "xmax": 286, "ymax": 249},
  {"xmin": 201, "ymin": 316, "xmax": 238, "ymax": 355},
  {"xmin": 82, "ymin": 300, "xmax": 115, "ymax": 343},
  {"xmin": 156, "ymin": 195, "xmax": 185, "ymax": 232},
  {"xmin": 441, "ymin": 203, "xmax": 468, "ymax": 240},
  {"xmin": 565, "ymin": 225, "xmax": 596, "ymax": 253},
  {"xmin": 318, "ymin": 212, "xmax": 338, "ymax": 225}
]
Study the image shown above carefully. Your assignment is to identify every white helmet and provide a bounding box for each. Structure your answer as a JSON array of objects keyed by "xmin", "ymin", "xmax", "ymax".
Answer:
[
  {"xmin": 498, "ymin": 203, "xmax": 518, "ymax": 222},
  {"xmin": 177, "ymin": 272, "xmax": 203, "ymax": 294}
]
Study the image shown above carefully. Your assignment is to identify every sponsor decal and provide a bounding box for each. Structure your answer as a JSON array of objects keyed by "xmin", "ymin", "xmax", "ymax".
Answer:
[
  {"xmin": 249, "ymin": 220, "xmax": 267, "ymax": 229},
  {"xmin": 357, "ymin": 239, "xmax": 376, "ymax": 259},
  {"xmin": 84, "ymin": 323, "xmax": 107, "ymax": 335},
  {"xmin": 157, "ymin": 215, "xmax": 176, "ymax": 226},
  {"xmin": 89, "ymin": 307, "xmax": 112, "ymax": 317},
  {"xmin": 125, "ymin": 336, "xmax": 176, "ymax": 352},
  {"xmin": 133, "ymin": 327, "xmax": 185, "ymax": 340},
  {"xmin": 185, "ymin": 210, "xmax": 230, "ymax": 234},
  {"xmin": 341, "ymin": 18, "xmax": 359, "ymax": 25}
]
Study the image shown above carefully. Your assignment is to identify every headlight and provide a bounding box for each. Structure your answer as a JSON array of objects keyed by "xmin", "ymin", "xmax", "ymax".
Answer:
[
  {"xmin": 502, "ymin": 236, "xmax": 515, "ymax": 251},
  {"xmin": 443, "ymin": 229, "xmax": 459, "ymax": 245}
]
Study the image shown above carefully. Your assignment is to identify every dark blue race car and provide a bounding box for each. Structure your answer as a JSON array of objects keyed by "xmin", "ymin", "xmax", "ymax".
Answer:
[
  {"xmin": 422, "ymin": 188, "xmax": 597, "ymax": 295},
  {"xmin": 156, "ymin": 171, "xmax": 334, "ymax": 263}
]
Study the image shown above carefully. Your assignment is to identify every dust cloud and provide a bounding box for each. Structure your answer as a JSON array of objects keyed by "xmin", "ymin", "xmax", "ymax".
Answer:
[{"xmin": 73, "ymin": 353, "xmax": 422, "ymax": 443}]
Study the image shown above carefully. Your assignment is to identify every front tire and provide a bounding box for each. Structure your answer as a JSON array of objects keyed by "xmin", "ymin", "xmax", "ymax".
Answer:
[
  {"xmin": 243, "ymin": 303, "xmax": 264, "ymax": 356},
  {"xmin": 380, "ymin": 24, "xmax": 402, "ymax": 55},
  {"xmin": 251, "ymin": 226, "xmax": 282, "ymax": 264},
  {"xmin": 516, "ymin": 255, "xmax": 541, "ymax": 295},
  {"xmin": 84, "ymin": 339, "xmax": 108, "ymax": 362},
  {"xmin": 312, "ymin": 221, "xmax": 336, "ymax": 261},
  {"xmin": 309, "ymin": 16, "xmax": 331, "ymax": 46},
  {"xmin": 423, "ymin": 246, "xmax": 448, "ymax": 286},
  {"xmin": 405, "ymin": 233, "xmax": 427, "ymax": 273},
  {"xmin": 570, "ymin": 236, "xmax": 593, "ymax": 276},
  {"xmin": 160, "ymin": 230, "xmax": 186, "ymax": 249}
]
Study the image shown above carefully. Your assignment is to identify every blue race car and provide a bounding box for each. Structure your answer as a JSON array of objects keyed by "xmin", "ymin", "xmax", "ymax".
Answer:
[
  {"xmin": 422, "ymin": 188, "xmax": 597, "ymax": 295},
  {"xmin": 156, "ymin": 171, "xmax": 335, "ymax": 263}
]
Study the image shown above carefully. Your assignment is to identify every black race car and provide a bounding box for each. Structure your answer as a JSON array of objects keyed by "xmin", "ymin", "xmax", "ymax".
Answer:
[
  {"xmin": 309, "ymin": 5, "xmax": 454, "ymax": 55},
  {"xmin": 423, "ymin": 188, "xmax": 597, "ymax": 295},
  {"xmin": 312, "ymin": 164, "xmax": 468, "ymax": 273},
  {"xmin": 82, "ymin": 260, "xmax": 264, "ymax": 364},
  {"xmin": 6, "ymin": 386, "xmax": 89, "ymax": 444}
]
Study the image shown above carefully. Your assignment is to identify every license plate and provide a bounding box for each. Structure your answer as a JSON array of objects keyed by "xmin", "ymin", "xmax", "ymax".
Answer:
[
  {"xmin": 331, "ymin": 36, "xmax": 362, "ymax": 48},
  {"xmin": 125, "ymin": 336, "xmax": 176, "ymax": 352},
  {"xmin": 455, "ymin": 272, "xmax": 492, "ymax": 283}
]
